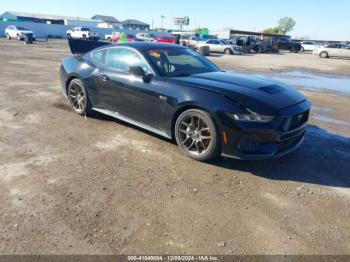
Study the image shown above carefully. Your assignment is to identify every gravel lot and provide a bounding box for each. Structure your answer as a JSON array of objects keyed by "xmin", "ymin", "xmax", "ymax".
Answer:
[{"xmin": 0, "ymin": 39, "xmax": 350, "ymax": 255}]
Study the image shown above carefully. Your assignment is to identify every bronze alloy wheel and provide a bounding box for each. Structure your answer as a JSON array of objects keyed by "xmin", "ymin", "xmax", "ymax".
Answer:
[
  {"xmin": 67, "ymin": 79, "xmax": 92, "ymax": 116},
  {"xmin": 175, "ymin": 109, "xmax": 220, "ymax": 161}
]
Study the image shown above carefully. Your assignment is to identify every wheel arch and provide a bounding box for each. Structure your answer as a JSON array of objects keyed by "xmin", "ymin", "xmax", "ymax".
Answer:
[
  {"xmin": 224, "ymin": 48, "xmax": 232, "ymax": 54},
  {"xmin": 65, "ymin": 74, "xmax": 85, "ymax": 95}
]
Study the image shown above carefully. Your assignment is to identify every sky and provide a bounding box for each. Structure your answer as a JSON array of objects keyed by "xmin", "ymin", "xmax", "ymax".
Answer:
[{"xmin": 1, "ymin": 0, "xmax": 350, "ymax": 41}]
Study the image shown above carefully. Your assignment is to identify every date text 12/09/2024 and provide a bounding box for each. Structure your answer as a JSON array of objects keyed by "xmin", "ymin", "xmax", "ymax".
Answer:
[{"xmin": 127, "ymin": 256, "xmax": 220, "ymax": 261}]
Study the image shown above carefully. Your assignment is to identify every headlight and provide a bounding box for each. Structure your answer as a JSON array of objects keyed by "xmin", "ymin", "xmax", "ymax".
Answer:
[
  {"xmin": 232, "ymin": 114, "xmax": 273, "ymax": 123},
  {"xmin": 228, "ymin": 111, "xmax": 274, "ymax": 123}
]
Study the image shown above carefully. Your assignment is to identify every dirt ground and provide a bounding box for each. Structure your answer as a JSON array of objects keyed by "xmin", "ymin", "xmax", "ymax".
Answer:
[{"xmin": 0, "ymin": 39, "xmax": 349, "ymax": 255}]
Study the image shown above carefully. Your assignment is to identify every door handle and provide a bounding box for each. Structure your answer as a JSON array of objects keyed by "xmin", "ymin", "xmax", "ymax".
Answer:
[{"xmin": 98, "ymin": 75, "xmax": 110, "ymax": 82}]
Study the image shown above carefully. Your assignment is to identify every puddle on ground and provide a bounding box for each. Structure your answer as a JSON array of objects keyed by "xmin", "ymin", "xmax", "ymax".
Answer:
[
  {"xmin": 226, "ymin": 69, "xmax": 350, "ymax": 94},
  {"xmin": 310, "ymin": 105, "xmax": 350, "ymax": 126},
  {"xmin": 312, "ymin": 115, "xmax": 350, "ymax": 126},
  {"xmin": 269, "ymin": 70, "xmax": 350, "ymax": 94}
]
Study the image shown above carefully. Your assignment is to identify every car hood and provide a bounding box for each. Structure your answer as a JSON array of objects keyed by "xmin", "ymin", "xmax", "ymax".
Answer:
[{"xmin": 168, "ymin": 71, "xmax": 307, "ymax": 115}]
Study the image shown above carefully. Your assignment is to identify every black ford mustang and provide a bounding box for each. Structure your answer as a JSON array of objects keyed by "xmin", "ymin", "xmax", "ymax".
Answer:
[{"xmin": 60, "ymin": 41, "xmax": 310, "ymax": 161}]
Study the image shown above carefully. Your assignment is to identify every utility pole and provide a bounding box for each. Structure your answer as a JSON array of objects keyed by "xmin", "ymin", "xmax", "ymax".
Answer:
[{"xmin": 161, "ymin": 15, "xmax": 165, "ymax": 31}]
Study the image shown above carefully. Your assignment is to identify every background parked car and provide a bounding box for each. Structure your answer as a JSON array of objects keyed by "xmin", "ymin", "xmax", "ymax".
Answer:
[
  {"xmin": 300, "ymin": 41, "xmax": 322, "ymax": 52},
  {"xmin": 199, "ymin": 39, "xmax": 242, "ymax": 55},
  {"xmin": 153, "ymin": 36, "xmax": 176, "ymax": 44},
  {"xmin": 66, "ymin": 27, "xmax": 99, "ymax": 40},
  {"xmin": 136, "ymin": 33, "xmax": 153, "ymax": 42},
  {"xmin": 5, "ymin": 25, "xmax": 35, "ymax": 41},
  {"xmin": 229, "ymin": 36, "xmax": 273, "ymax": 54},
  {"xmin": 274, "ymin": 37, "xmax": 301, "ymax": 52},
  {"xmin": 105, "ymin": 32, "xmax": 136, "ymax": 43},
  {"xmin": 105, "ymin": 32, "xmax": 120, "ymax": 42},
  {"xmin": 188, "ymin": 34, "xmax": 218, "ymax": 48},
  {"xmin": 313, "ymin": 43, "xmax": 350, "ymax": 58}
]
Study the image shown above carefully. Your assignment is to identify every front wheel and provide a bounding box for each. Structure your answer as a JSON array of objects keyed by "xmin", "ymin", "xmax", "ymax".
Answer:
[
  {"xmin": 320, "ymin": 51, "xmax": 328, "ymax": 58},
  {"xmin": 6, "ymin": 33, "xmax": 11, "ymax": 40},
  {"xmin": 17, "ymin": 34, "xmax": 22, "ymax": 41},
  {"xmin": 67, "ymin": 79, "xmax": 93, "ymax": 116},
  {"xmin": 300, "ymin": 47, "xmax": 304, "ymax": 52},
  {"xmin": 175, "ymin": 109, "xmax": 220, "ymax": 161}
]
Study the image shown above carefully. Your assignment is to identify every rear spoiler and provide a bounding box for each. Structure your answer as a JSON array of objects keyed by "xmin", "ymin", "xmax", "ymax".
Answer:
[{"xmin": 68, "ymin": 38, "xmax": 111, "ymax": 55}]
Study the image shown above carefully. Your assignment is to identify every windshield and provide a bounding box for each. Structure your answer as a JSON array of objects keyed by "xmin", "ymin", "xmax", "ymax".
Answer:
[
  {"xmin": 17, "ymin": 27, "xmax": 28, "ymax": 30},
  {"xmin": 145, "ymin": 48, "xmax": 220, "ymax": 77}
]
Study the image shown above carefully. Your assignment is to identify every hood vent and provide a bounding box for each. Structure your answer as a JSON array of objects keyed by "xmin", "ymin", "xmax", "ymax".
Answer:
[{"xmin": 259, "ymin": 85, "xmax": 285, "ymax": 94}]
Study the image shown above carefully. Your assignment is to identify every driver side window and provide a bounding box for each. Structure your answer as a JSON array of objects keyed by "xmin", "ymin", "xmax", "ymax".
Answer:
[{"xmin": 105, "ymin": 48, "xmax": 152, "ymax": 74}]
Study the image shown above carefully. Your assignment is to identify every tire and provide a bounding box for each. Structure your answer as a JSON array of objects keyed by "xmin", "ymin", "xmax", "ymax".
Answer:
[
  {"xmin": 300, "ymin": 47, "xmax": 304, "ymax": 52},
  {"xmin": 6, "ymin": 33, "xmax": 11, "ymax": 40},
  {"xmin": 175, "ymin": 109, "xmax": 220, "ymax": 162},
  {"xmin": 17, "ymin": 34, "xmax": 21, "ymax": 41},
  {"xmin": 255, "ymin": 45, "xmax": 263, "ymax": 54},
  {"xmin": 67, "ymin": 79, "xmax": 93, "ymax": 116},
  {"xmin": 67, "ymin": 34, "xmax": 72, "ymax": 39},
  {"xmin": 107, "ymin": 37, "xmax": 112, "ymax": 42},
  {"xmin": 320, "ymin": 51, "xmax": 328, "ymax": 58},
  {"xmin": 224, "ymin": 48, "xmax": 232, "ymax": 55},
  {"xmin": 82, "ymin": 35, "xmax": 87, "ymax": 40}
]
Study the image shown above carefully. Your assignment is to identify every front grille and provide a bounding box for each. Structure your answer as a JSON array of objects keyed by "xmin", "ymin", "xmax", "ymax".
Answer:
[{"xmin": 237, "ymin": 137, "xmax": 260, "ymax": 153}]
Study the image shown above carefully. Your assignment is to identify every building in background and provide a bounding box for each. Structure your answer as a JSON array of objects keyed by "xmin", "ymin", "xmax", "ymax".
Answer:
[
  {"xmin": 1, "ymin": 11, "xmax": 151, "ymax": 31},
  {"xmin": 91, "ymin": 15, "xmax": 122, "ymax": 29},
  {"xmin": 0, "ymin": 11, "xmax": 102, "ymax": 27},
  {"xmin": 122, "ymin": 19, "xmax": 150, "ymax": 31},
  {"xmin": 229, "ymin": 29, "xmax": 290, "ymax": 41}
]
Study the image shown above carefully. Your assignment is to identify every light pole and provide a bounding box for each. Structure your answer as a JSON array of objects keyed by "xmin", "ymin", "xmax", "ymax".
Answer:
[{"xmin": 161, "ymin": 15, "xmax": 166, "ymax": 31}]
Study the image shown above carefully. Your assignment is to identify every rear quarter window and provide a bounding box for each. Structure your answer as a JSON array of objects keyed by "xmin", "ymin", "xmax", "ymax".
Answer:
[{"xmin": 92, "ymin": 50, "xmax": 106, "ymax": 64}]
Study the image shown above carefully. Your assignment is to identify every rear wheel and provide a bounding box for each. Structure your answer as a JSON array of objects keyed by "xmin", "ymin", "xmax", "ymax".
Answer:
[
  {"xmin": 67, "ymin": 34, "xmax": 72, "ymax": 39},
  {"xmin": 82, "ymin": 35, "xmax": 87, "ymax": 40},
  {"xmin": 300, "ymin": 47, "xmax": 304, "ymax": 52},
  {"xmin": 175, "ymin": 109, "xmax": 220, "ymax": 162},
  {"xmin": 320, "ymin": 51, "xmax": 328, "ymax": 58},
  {"xmin": 67, "ymin": 79, "xmax": 93, "ymax": 116},
  {"xmin": 224, "ymin": 48, "xmax": 232, "ymax": 55},
  {"xmin": 6, "ymin": 33, "xmax": 11, "ymax": 40},
  {"xmin": 17, "ymin": 34, "xmax": 21, "ymax": 41}
]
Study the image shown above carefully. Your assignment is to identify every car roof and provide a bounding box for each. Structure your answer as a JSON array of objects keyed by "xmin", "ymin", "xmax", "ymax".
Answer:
[
  {"xmin": 108, "ymin": 42, "xmax": 185, "ymax": 51},
  {"xmin": 87, "ymin": 42, "xmax": 186, "ymax": 55}
]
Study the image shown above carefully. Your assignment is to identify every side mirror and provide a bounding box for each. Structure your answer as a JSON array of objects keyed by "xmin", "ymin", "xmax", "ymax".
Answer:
[
  {"xmin": 142, "ymin": 74, "xmax": 153, "ymax": 83},
  {"xmin": 129, "ymin": 66, "xmax": 153, "ymax": 83}
]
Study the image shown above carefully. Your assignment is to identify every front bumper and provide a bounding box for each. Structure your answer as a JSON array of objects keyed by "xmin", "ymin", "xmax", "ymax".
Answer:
[{"xmin": 219, "ymin": 100, "xmax": 311, "ymax": 160}]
